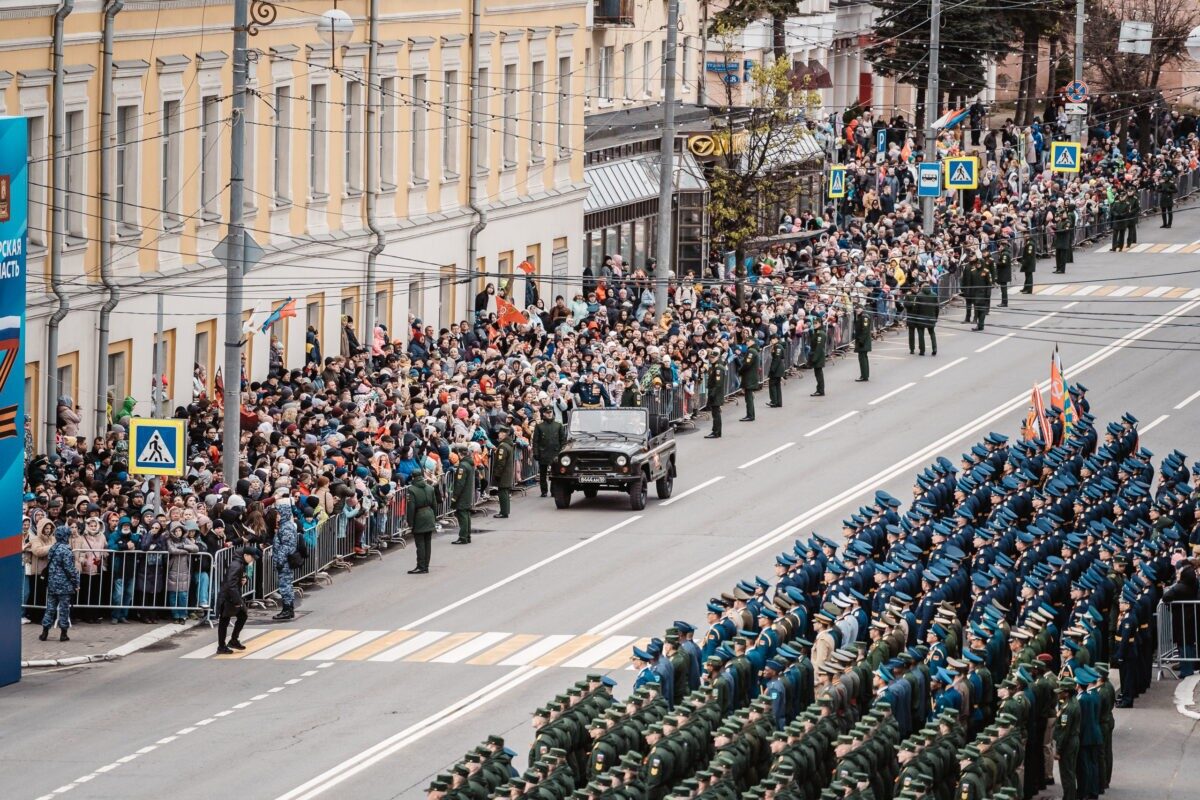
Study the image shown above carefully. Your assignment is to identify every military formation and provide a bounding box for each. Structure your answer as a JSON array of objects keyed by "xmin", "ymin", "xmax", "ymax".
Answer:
[{"xmin": 430, "ymin": 383, "xmax": 1193, "ymax": 799}]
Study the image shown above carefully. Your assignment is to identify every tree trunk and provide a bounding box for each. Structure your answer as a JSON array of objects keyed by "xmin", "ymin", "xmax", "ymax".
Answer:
[
  {"xmin": 916, "ymin": 83, "xmax": 927, "ymax": 135},
  {"xmin": 772, "ymin": 15, "xmax": 786, "ymax": 63},
  {"xmin": 1016, "ymin": 24, "xmax": 1040, "ymax": 125},
  {"xmin": 1044, "ymin": 36, "xmax": 1058, "ymax": 116}
]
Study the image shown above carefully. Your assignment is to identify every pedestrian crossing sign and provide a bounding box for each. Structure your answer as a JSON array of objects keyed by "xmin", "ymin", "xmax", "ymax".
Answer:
[
  {"xmin": 129, "ymin": 418, "xmax": 186, "ymax": 476},
  {"xmin": 1050, "ymin": 141, "xmax": 1082, "ymax": 173},
  {"xmin": 828, "ymin": 165, "xmax": 846, "ymax": 199},
  {"xmin": 944, "ymin": 156, "xmax": 978, "ymax": 190}
]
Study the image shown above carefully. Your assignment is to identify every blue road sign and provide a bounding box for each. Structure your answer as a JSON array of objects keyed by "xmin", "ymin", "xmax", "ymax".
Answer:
[
  {"xmin": 918, "ymin": 162, "xmax": 941, "ymax": 198},
  {"xmin": 1050, "ymin": 141, "xmax": 1082, "ymax": 173},
  {"xmin": 1066, "ymin": 80, "xmax": 1088, "ymax": 103},
  {"xmin": 129, "ymin": 418, "xmax": 187, "ymax": 477},
  {"xmin": 828, "ymin": 165, "xmax": 846, "ymax": 198},
  {"xmin": 944, "ymin": 156, "xmax": 979, "ymax": 190},
  {"xmin": 877, "ymin": 129, "xmax": 887, "ymax": 153}
]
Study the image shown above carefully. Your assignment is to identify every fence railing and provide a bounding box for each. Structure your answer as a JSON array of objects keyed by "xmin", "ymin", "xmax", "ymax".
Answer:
[{"xmin": 1155, "ymin": 598, "xmax": 1200, "ymax": 680}]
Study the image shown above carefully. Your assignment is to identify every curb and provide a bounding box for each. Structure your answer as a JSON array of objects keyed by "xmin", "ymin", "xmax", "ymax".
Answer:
[
  {"xmin": 21, "ymin": 618, "xmax": 206, "ymax": 669},
  {"xmin": 1173, "ymin": 674, "xmax": 1200, "ymax": 720}
]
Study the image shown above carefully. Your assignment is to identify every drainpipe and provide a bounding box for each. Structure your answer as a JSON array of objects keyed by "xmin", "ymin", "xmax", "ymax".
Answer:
[
  {"xmin": 94, "ymin": 0, "xmax": 123, "ymax": 438},
  {"xmin": 466, "ymin": 0, "xmax": 488, "ymax": 306},
  {"xmin": 45, "ymin": 0, "xmax": 74, "ymax": 455},
  {"xmin": 362, "ymin": 0, "xmax": 383, "ymax": 353}
]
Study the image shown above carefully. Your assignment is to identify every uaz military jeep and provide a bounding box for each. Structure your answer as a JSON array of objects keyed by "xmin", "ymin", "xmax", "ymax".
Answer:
[{"xmin": 550, "ymin": 407, "xmax": 676, "ymax": 511}]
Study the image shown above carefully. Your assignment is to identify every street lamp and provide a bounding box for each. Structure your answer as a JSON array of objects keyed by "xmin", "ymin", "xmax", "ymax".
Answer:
[
  {"xmin": 1186, "ymin": 25, "xmax": 1200, "ymax": 61},
  {"xmin": 315, "ymin": 8, "xmax": 354, "ymax": 46}
]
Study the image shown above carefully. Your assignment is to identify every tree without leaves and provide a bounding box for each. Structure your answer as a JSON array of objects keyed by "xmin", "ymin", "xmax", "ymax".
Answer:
[{"xmin": 709, "ymin": 0, "xmax": 805, "ymax": 60}]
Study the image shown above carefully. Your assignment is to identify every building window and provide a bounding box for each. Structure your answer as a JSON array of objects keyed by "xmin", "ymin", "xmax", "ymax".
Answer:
[
  {"xmin": 642, "ymin": 42, "xmax": 652, "ymax": 96},
  {"xmin": 557, "ymin": 57, "xmax": 570, "ymax": 156},
  {"xmin": 408, "ymin": 279, "xmax": 423, "ymax": 327},
  {"xmin": 502, "ymin": 64, "xmax": 517, "ymax": 167},
  {"xmin": 309, "ymin": 83, "xmax": 328, "ymax": 197},
  {"xmin": 683, "ymin": 37, "xmax": 694, "ymax": 85},
  {"xmin": 107, "ymin": 339, "xmax": 132, "ymax": 402},
  {"xmin": 56, "ymin": 352, "xmax": 79, "ymax": 415},
  {"xmin": 115, "ymin": 105, "xmax": 137, "ymax": 228},
  {"xmin": 443, "ymin": 70, "xmax": 458, "ymax": 177},
  {"xmin": 161, "ymin": 100, "xmax": 182, "ymax": 225},
  {"xmin": 473, "ymin": 68, "xmax": 489, "ymax": 174},
  {"xmin": 599, "ymin": 46, "xmax": 614, "ymax": 102},
  {"xmin": 153, "ymin": 330, "xmax": 176, "ymax": 404},
  {"xmin": 584, "ymin": 47, "xmax": 593, "ymax": 100},
  {"xmin": 622, "ymin": 44, "xmax": 633, "ymax": 99},
  {"xmin": 200, "ymin": 95, "xmax": 221, "ymax": 219},
  {"xmin": 305, "ymin": 293, "xmax": 324, "ymax": 362},
  {"xmin": 243, "ymin": 91, "xmax": 255, "ymax": 209},
  {"xmin": 660, "ymin": 41, "xmax": 667, "ymax": 94},
  {"xmin": 530, "ymin": 61, "xmax": 544, "ymax": 161},
  {"xmin": 344, "ymin": 78, "xmax": 362, "ymax": 193},
  {"xmin": 27, "ymin": 114, "xmax": 46, "ymax": 248},
  {"xmin": 194, "ymin": 319, "xmax": 216, "ymax": 395},
  {"xmin": 64, "ymin": 110, "xmax": 84, "ymax": 238},
  {"xmin": 379, "ymin": 76, "xmax": 397, "ymax": 189},
  {"xmin": 273, "ymin": 87, "xmax": 291, "ymax": 203},
  {"xmin": 438, "ymin": 266, "xmax": 456, "ymax": 328},
  {"xmin": 25, "ymin": 361, "xmax": 40, "ymax": 451},
  {"xmin": 412, "ymin": 73, "xmax": 428, "ymax": 182}
]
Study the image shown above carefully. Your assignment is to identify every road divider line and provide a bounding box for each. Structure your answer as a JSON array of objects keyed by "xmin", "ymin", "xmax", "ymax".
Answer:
[
  {"xmin": 274, "ymin": 297, "xmax": 1200, "ymax": 800},
  {"xmin": 868, "ymin": 382, "xmax": 915, "ymax": 406},
  {"xmin": 805, "ymin": 411, "xmax": 858, "ymax": 438},
  {"xmin": 1175, "ymin": 389, "xmax": 1200, "ymax": 410},
  {"xmin": 400, "ymin": 515, "xmax": 643, "ymax": 629},
  {"xmin": 1022, "ymin": 311, "xmax": 1059, "ymax": 329},
  {"xmin": 660, "ymin": 476, "xmax": 724, "ymax": 507},
  {"xmin": 738, "ymin": 442, "xmax": 795, "ymax": 470},
  {"xmin": 925, "ymin": 357, "xmax": 966, "ymax": 378},
  {"xmin": 1141, "ymin": 414, "xmax": 1169, "ymax": 434},
  {"xmin": 1062, "ymin": 301, "xmax": 1079, "ymax": 309},
  {"xmin": 975, "ymin": 334, "xmax": 1012, "ymax": 353}
]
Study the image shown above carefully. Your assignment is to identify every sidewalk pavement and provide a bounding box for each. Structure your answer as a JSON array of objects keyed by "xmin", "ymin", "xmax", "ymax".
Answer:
[
  {"xmin": 1104, "ymin": 679, "xmax": 1200, "ymax": 800},
  {"xmin": 19, "ymin": 616, "xmax": 207, "ymax": 668}
]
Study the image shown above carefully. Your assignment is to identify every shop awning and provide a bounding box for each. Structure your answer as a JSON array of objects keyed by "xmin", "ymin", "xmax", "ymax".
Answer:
[
  {"xmin": 738, "ymin": 128, "xmax": 826, "ymax": 173},
  {"xmin": 584, "ymin": 150, "xmax": 709, "ymax": 214},
  {"xmin": 789, "ymin": 58, "xmax": 833, "ymax": 90}
]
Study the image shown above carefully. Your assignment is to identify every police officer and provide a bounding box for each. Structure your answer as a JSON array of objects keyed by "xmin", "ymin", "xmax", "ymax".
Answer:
[
  {"xmin": 1019, "ymin": 234, "xmax": 1037, "ymax": 294},
  {"xmin": 1158, "ymin": 171, "xmax": 1177, "ymax": 228},
  {"xmin": 852, "ymin": 304, "xmax": 871, "ymax": 383},
  {"xmin": 532, "ymin": 406, "xmax": 565, "ymax": 498},
  {"xmin": 809, "ymin": 319, "xmax": 827, "ymax": 397},
  {"xmin": 767, "ymin": 333, "xmax": 787, "ymax": 408},
  {"xmin": 406, "ymin": 469, "xmax": 440, "ymax": 574},
  {"xmin": 449, "ymin": 452, "xmax": 476, "ymax": 545},
  {"xmin": 739, "ymin": 338, "xmax": 761, "ymax": 422},
  {"xmin": 961, "ymin": 257, "xmax": 978, "ymax": 324},
  {"xmin": 705, "ymin": 349, "xmax": 726, "ymax": 439},
  {"xmin": 493, "ymin": 427, "xmax": 515, "ymax": 519},
  {"xmin": 995, "ymin": 235, "xmax": 1013, "ymax": 307},
  {"xmin": 973, "ymin": 261, "xmax": 994, "ymax": 332},
  {"xmin": 1054, "ymin": 206, "xmax": 1075, "ymax": 273},
  {"xmin": 1126, "ymin": 190, "xmax": 1141, "ymax": 247},
  {"xmin": 1110, "ymin": 193, "xmax": 1129, "ymax": 252}
]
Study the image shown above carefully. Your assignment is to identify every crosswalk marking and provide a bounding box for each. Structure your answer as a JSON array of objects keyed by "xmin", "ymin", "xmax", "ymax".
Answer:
[
  {"xmin": 1185, "ymin": 289, "xmax": 1200, "ymax": 299},
  {"xmin": 1184, "ymin": 244, "xmax": 1200, "ymax": 253},
  {"xmin": 1091, "ymin": 285, "xmax": 1118, "ymax": 296},
  {"xmin": 1128, "ymin": 243, "xmax": 1152, "ymax": 253},
  {"xmin": 1148, "ymin": 243, "xmax": 1172, "ymax": 253},
  {"xmin": 433, "ymin": 631, "xmax": 513, "ymax": 664},
  {"xmin": 275, "ymin": 630, "xmax": 359, "ymax": 661},
  {"xmin": 1110, "ymin": 286, "xmax": 1137, "ymax": 297},
  {"xmin": 595, "ymin": 636, "xmax": 650, "ymax": 669},
  {"xmin": 369, "ymin": 631, "xmax": 448, "ymax": 663},
  {"xmin": 406, "ymin": 631, "xmax": 481, "ymax": 662},
  {"xmin": 467, "ymin": 634, "xmax": 541, "ymax": 665},
  {"xmin": 562, "ymin": 635, "xmax": 638, "ymax": 668},
  {"xmin": 1130, "ymin": 286, "xmax": 1155, "ymax": 297},
  {"xmin": 245, "ymin": 629, "xmax": 331, "ymax": 660},
  {"xmin": 1164, "ymin": 244, "xmax": 1186, "ymax": 253},
  {"xmin": 307, "ymin": 630, "xmax": 390, "ymax": 661},
  {"xmin": 1166, "ymin": 287, "xmax": 1190, "ymax": 298},
  {"xmin": 339, "ymin": 629, "xmax": 418, "ymax": 661},
  {"xmin": 1073, "ymin": 285, "xmax": 1098, "ymax": 296},
  {"xmin": 533, "ymin": 635, "xmax": 607, "ymax": 667},
  {"xmin": 499, "ymin": 634, "xmax": 576, "ymax": 666},
  {"xmin": 214, "ymin": 628, "xmax": 299, "ymax": 660},
  {"xmin": 182, "ymin": 628, "xmax": 268, "ymax": 659}
]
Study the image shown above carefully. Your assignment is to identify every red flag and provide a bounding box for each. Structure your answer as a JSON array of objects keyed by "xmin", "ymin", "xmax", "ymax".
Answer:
[
  {"xmin": 1030, "ymin": 383, "xmax": 1052, "ymax": 449},
  {"xmin": 495, "ymin": 295, "xmax": 528, "ymax": 328},
  {"xmin": 1049, "ymin": 345, "xmax": 1065, "ymax": 411},
  {"xmin": 517, "ymin": 260, "xmax": 535, "ymax": 275}
]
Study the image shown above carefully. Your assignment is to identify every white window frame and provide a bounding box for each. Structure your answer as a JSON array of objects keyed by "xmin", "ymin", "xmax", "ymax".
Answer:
[
  {"xmin": 379, "ymin": 75, "xmax": 397, "ymax": 191},
  {"xmin": 442, "ymin": 69, "xmax": 459, "ymax": 178},
  {"xmin": 600, "ymin": 46, "xmax": 614, "ymax": 104},
  {"xmin": 64, "ymin": 109, "xmax": 85, "ymax": 239},
  {"xmin": 473, "ymin": 67, "xmax": 489, "ymax": 174},
  {"xmin": 622, "ymin": 44, "xmax": 633, "ymax": 100},
  {"xmin": 556, "ymin": 56, "xmax": 570, "ymax": 156},
  {"xmin": 273, "ymin": 86, "xmax": 292, "ymax": 204},
  {"xmin": 344, "ymin": 78, "xmax": 363, "ymax": 195},
  {"xmin": 25, "ymin": 112, "xmax": 47, "ymax": 248},
  {"xmin": 642, "ymin": 41, "xmax": 652, "ymax": 98},
  {"xmin": 411, "ymin": 73, "xmax": 428, "ymax": 183},
  {"xmin": 309, "ymin": 82, "xmax": 328, "ymax": 198},
  {"xmin": 530, "ymin": 60, "xmax": 544, "ymax": 161},
  {"xmin": 502, "ymin": 63, "xmax": 517, "ymax": 167},
  {"xmin": 114, "ymin": 104, "xmax": 138, "ymax": 228},
  {"xmin": 161, "ymin": 100, "xmax": 183, "ymax": 224},
  {"xmin": 199, "ymin": 94, "xmax": 221, "ymax": 220}
]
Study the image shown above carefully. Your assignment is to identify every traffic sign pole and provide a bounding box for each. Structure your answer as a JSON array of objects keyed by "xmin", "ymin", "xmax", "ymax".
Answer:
[
  {"xmin": 153, "ymin": 292, "xmax": 164, "ymax": 513},
  {"xmin": 1072, "ymin": 0, "xmax": 1085, "ymax": 145}
]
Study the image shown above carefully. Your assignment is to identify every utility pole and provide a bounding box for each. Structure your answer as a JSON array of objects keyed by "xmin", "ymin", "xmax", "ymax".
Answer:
[
  {"xmin": 1072, "ymin": 0, "xmax": 1085, "ymax": 144},
  {"xmin": 698, "ymin": 0, "xmax": 708, "ymax": 107},
  {"xmin": 654, "ymin": 0, "xmax": 680, "ymax": 321},
  {"xmin": 921, "ymin": 0, "xmax": 941, "ymax": 234},
  {"xmin": 221, "ymin": 0, "xmax": 249, "ymax": 490},
  {"xmin": 152, "ymin": 292, "xmax": 165, "ymax": 513}
]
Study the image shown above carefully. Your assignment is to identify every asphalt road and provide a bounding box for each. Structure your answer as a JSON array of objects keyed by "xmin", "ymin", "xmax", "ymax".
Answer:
[{"xmin": 6, "ymin": 218, "xmax": 1200, "ymax": 800}]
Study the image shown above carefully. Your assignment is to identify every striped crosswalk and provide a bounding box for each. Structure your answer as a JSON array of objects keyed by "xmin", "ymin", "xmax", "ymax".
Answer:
[
  {"xmin": 182, "ymin": 627, "xmax": 651, "ymax": 669},
  {"xmin": 1118, "ymin": 242, "xmax": 1200, "ymax": 254},
  {"xmin": 1032, "ymin": 284, "xmax": 1200, "ymax": 299}
]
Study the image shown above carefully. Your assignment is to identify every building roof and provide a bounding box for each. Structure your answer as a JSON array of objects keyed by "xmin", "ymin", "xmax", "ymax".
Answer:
[
  {"xmin": 585, "ymin": 102, "xmax": 713, "ymax": 151},
  {"xmin": 584, "ymin": 151, "xmax": 708, "ymax": 214}
]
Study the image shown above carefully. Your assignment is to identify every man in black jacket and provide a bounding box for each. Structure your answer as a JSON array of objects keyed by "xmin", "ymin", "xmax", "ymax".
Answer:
[
  {"xmin": 853, "ymin": 305, "xmax": 872, "ymax": 382},
  {"xmin": 216, "ymin": 546, "xmax": 259, "ymax": 655},
  {"xmin": 912, "ymin": 282, "xmax": 940, "ymax": 356}
]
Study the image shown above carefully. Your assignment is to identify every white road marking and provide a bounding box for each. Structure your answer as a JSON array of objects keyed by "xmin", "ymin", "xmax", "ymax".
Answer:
[
  {"xmin": 1062, "ymin": 302, "xmax": 1079, "ymax": 309},
  {"xmin": 975, "ymin": 333, "xmax": 1012, "ymax": 352},
  {"xmin": 115, "ymin": 755, "xmax": 139, "ymax": 764},
  {"xmin": 1021, "ymin": 311, "xmax": 1059, "ymax": 329},
  {"xmin": 52, "ymin": 784, "xmax": 77, "ymax": 793},
  {"xmin": 182, "ymin": 627, "xmax": 267, "ymax": 658},
  {"xmin": 1128, "ymin": 243, "xmax": 1152, "ymax": 253},
  {"xmin": 1174, "ymin": 388, "xmax": 1200, "ymax": 410},
  {"xmin": 401, "ymin": 516, "xmax": 643, "ymax": 628},
  {"xmin": 738, "ymin": 442, "xmax": 795, "ymax": 469},
  {"xmin": 562, "ymin": 635, "xmax": 639, "ymax": 668},
  {"xmin": 868, "ymin": 382, "xmax": 915, "ymax": 405},
  {"xmin": 1073, "ymin": 286, "xmax": 1097, "ymax": 297},
  {"xmin": 306, "ymin": 630, "xmax": 389, "ymax": 661},
  {"xmin": 498, "ymin": 634, "xmax": 576, "ymax": 666},
  {"xmin": 233, "ymin": 702, "xmax": 253, "ymax": 709},
  {"xmin": 1164, "ymin": 244, "xmax": 1185, "ymax": 253},
  {"xmin": 135, "ymin": 746, "xmax": 157, "ymax": 754},
  {"xmin": 925, "ymin": 357, "xmax": 966, "ymax": 378},
  {"xmin": 1039, "ymin": 285, "xmax": 1068, "ymax": 295},
  {"xmin": 267, "ymin": 687, "xmax": 286, "ymax": 693},
  {"xmin": 176, "ymin": 727, "xmax": 197, "ymax": 735},
  {"xmin": 1110, "ymin": 286, "xmax": 1137, "ymax": 297},
  {"xmin": 274, "ymin": 300, "xmax": 1200, "ymax": 800},
  {"xmin": 95, "ymin": 765, "xmax": 119, "ymax": 774},
  {"xmin": 1147, "ymin": 286, "xmax": 1171, "ymax": 297},
  {"xmin": 285, "ymin": 679, "xmax": 303, "ymax": 686},
  {"xmin": 1140, "ymin": 414, "xmax": 1169, "ymax": 433},
  {"xmin": 660, "ymin": 476, "xmax": 724, "ymax": 507},
  {"xmin": 245, "ymin": 629, "xmax": 331, "ymax": 660},
  {"xmin": 195, "ymin": 718, "xmax": 216, "ymax": 726},
  {"xmin": 74, "ymin": 775, "xmax": 95, "ymax": 784},
  {"xmin": 433, "ymin": 631, "xmax": 513, "ymax": 664},
  {"xmin": 368, "ymin": 631, "xmax": 449, "ymax": 663},
  {"xmin": 250, "ymin": 694, "xmax": 269, "ymax": 701},
  {"xmin": 1185, "ymin": 289, "xmax": 1200, "ymax": 299},
  {"xmin": 155, "ymin": 736, "xmax": 177, "ymax": 745},
  {"xmin": 317, "ymin": 662, "xmax": 335, "ymax": 668},
  {"xmin": 804, "ymin": 411, "xmax": 858, "ymax": 437}
]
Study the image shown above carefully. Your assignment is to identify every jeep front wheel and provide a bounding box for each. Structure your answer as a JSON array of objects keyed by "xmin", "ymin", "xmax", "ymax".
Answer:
[
  {"xmin": 655, "ymin": 472, "xmax": 674, "ymax": 499},
  {"xmin": 552, "ymin": 483, "xmax": 573, "ymax": 509},
  {"xmin": 629, "ymin": 478, "xmax": 647, "ymax": 511}
]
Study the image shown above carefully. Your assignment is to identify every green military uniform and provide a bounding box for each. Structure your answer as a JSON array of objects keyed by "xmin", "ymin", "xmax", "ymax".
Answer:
[
  {"xmin": 810, "ymin": 325, "xmax": 827, "ymax": 396},
  {"xmin": 739, "ymin": 343, "xmax": 761, "ymax": 421},
  {"xmin": 961, "ymin": 260, "xmax": 978, "ymax": 323},
  {"xmin": 1110, "ymin": 196, "xmax": 1129, "ymax": 252},
  {"xmin": 493, "ymin": 436, "xmax": 515, "ymax": 518},
  {"xmin": 852, "ymin": 308, "xmax": 871, "ymax": 382},
  {"xmin": 995, "ymin": 245, "xmax": 1013, "ymax": 307},
  {"xmin": 1126, "ymin": 192, "xmax": 1140, "ymax": 245},
  {"xmin": 705, "ymin": 357, "xmax": 726, "ymax": 438},
  {"xmin": 532, "ymin": 413, "xmax": 565, "ymax": 497},
  {"xmin": 1159, "ymin": 174, "xmax": 1177, "ymax": 227},
  {"xmin": 1019, "ymin": 237, "xmax": 1036, "ymax": 294},
  {"xmin": 767, "ymin": 336, "xmax": 787, "ymax": 407},
  {"xmin": 973, "ymin": 265, "xmax": 993, "ymax": 332},
  {"xmin": 1054, "ymin": 686, "xmax": 1080, "ymax": 800},
  {"xmin": 406, "ymin": 472, "xmax": 439, "ymax": 573},
  {"xmin": 449, "ymin": 459, "xmax": 476, "ymax": 544},
  {"xmin": 1054, "ymin": 210, "xmax": 1075, "ymax": 273}
]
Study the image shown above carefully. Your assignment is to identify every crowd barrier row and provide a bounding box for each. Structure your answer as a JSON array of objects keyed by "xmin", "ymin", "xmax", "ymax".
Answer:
[{"xmin": 1155, "ymin": 599, "xmax": 1200, "ymax": 680}]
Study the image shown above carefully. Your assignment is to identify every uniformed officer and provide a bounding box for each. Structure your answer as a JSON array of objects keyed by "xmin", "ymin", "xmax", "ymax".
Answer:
[
  {"xmin": 705, "ymin": 350, "xmax": 726, "ymax": 439},
  {"xmin": 1113, "ymin": 591, "xmax": 1139, "ymax": 708},
  {"xmin": 767, "ymin": 333, "xmax": 787, "ymax": 408},
  {"xmin": 852, "ymin": 304, "xmax": 871, "ymax": 383},
  {"xmin": 1110, "ymin": 194, "xmax": 1129, "ymax": 252},
  {"xmin": 973, "ymin": 262, "xmax": 994, "ymax": 332},
  {"xmin": 1019, "ymin": 235, "xmax": 1037, "ymax": 294},
  {"xmin": 1158, "ymin": 171, "xmax": 1177, "ymax": 228},
  {"xmin": 449, "ymin": 452, "xmax": 476, "ymax": 545},
  {"xmin": 1054, "ymin": 677, "xmax": 1080, "ymax": 800},
  {"xmin": 405, "ymin": 469, "xmax": 440, "ymax": 575},
  {"xmin": 995, "ymin": 236, "xmax": 1013, "ymax": 307},
  {"xmin": 739, "ymin": 339, "xmax": 761, "ymax": 422},
  {"xmin": 809, "ymin": 319, "xmax": 827, "ymax": 397},
  {"xmin": 1054, "ymin": 206, "xmax": 1075, "ymax": 273},
  {"xmin": 1126, "ymin": 190, "xmax": 1141, "ymax": 246},
  {"xmin": 493, "ymin": 427, "xmax": 516, "ymax": 519},
  {"xmin": 961, "ymin": 257, "xmax": 979, "ymax": 324},
  {"xmin": 532, "ymin": 405, "xmax": 565, "ymax": 498}
]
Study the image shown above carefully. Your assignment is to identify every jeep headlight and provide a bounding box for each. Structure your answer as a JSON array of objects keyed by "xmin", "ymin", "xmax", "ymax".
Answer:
[
  {"xmin": 616, "ymin": 455, "xmax": 629, "ymax": 466},
  {"xmin": 560, "ymin": 455, "xmax": 572, "ymax": 466}
]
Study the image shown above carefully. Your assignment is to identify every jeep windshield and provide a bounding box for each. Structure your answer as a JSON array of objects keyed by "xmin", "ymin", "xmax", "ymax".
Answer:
[{"xmin": 568, "ymin": 409, "xmax": 648, "ymax": 439}]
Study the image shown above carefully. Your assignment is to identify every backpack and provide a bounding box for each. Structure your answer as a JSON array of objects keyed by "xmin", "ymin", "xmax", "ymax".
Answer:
[{"xmin": 287, "ymin": 535, "xmax": 309, "ymax": 568}]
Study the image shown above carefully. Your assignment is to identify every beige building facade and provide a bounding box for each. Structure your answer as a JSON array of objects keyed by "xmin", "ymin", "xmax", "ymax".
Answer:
[{"xmin": 6, "ymin": 0, "xmax": 588, "ymax": 448}]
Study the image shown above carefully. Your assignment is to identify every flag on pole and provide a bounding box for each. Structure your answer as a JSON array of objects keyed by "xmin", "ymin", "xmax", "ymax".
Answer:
[
  {"xmin": 1063, "ymin": 388, "xmax": 1077, "ymax": 438},
  {"xmin": 495, "ymin": 295, "xmax": 528, "ymax": 328},
  {"xmin": 1029, "ymin": 383, "xmax": 1052, "ymax": 449},
  {"xmin": 260, "ymin": 298, "xmax": 297, "ymax": 334},
  {"xmin": 517, "ymin": 260, "xmax": 535, "ymax": 275},
  {"xmin": 1049, "ymin": 345, "xmax": 1065, "ymax": 411}
]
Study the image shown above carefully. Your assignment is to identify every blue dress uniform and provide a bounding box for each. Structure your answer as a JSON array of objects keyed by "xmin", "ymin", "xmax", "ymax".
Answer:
[
  {"xmin": 931, "ymin": 670, "xmax": 963, "ymax": 722},
  {"xmin": 1076, "ymin": 668, "xmax": 1104, "ymax": 798},
  {"xmin": 761, "ymin": 662, "xmax": 788, "ymax": 729},
  {"xmin": 674, "ymin": 620, "xmax": 702, "ymax": 690},
  {"xmin": 647, "ymin": 639, "xmax": 675, "ymax": 708},
  {"xmin": 632, "ymin": 646, "xmax": 661, "ymax": 693},
  {"xmin": 1113, "ymin": 599, "xmax": 1139, "ymax": 706}
]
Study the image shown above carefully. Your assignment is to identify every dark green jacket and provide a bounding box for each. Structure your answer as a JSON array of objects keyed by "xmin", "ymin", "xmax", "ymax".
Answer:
[
  {"xmin": 852, "ymin": 311, "xmax": 871, "ymax": 353},
  {"xmin": 405, "ymin": 475, "xmax": 439, "ymax": 534},
  {"xmin": 740, "ymin": 345, "xmax": 761, "ymax": 391},
  {"xmin": 450, "ymin": 461, "xmax": 476, "ymax": 510},
  {"xmin": 768, "ymin": 341, "xmax": 788, "ymax": 378},
  {"xmin": 532, "ymin": 419, "xmax": 566, "ymax": 462},
  {"xmin": 705, "ymin": 363, "xmax": 726, "ymax": 407},
  {"xmin": 810, "ymin": 328, "xmax": 828, "ymax": 368},
  {"xmin": 494, "ymin": 440, "xmax": 516, "ymax": 488}
]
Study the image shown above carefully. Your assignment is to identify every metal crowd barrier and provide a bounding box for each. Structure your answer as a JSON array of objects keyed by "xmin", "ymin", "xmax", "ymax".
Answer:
[
  {"xmin": 1155, "ymin": 599, "xmax": 1200, "ymax": 680},
  {"xmin": 23, "ymin": 547, "xmax": 215, "ymax": 621}
]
